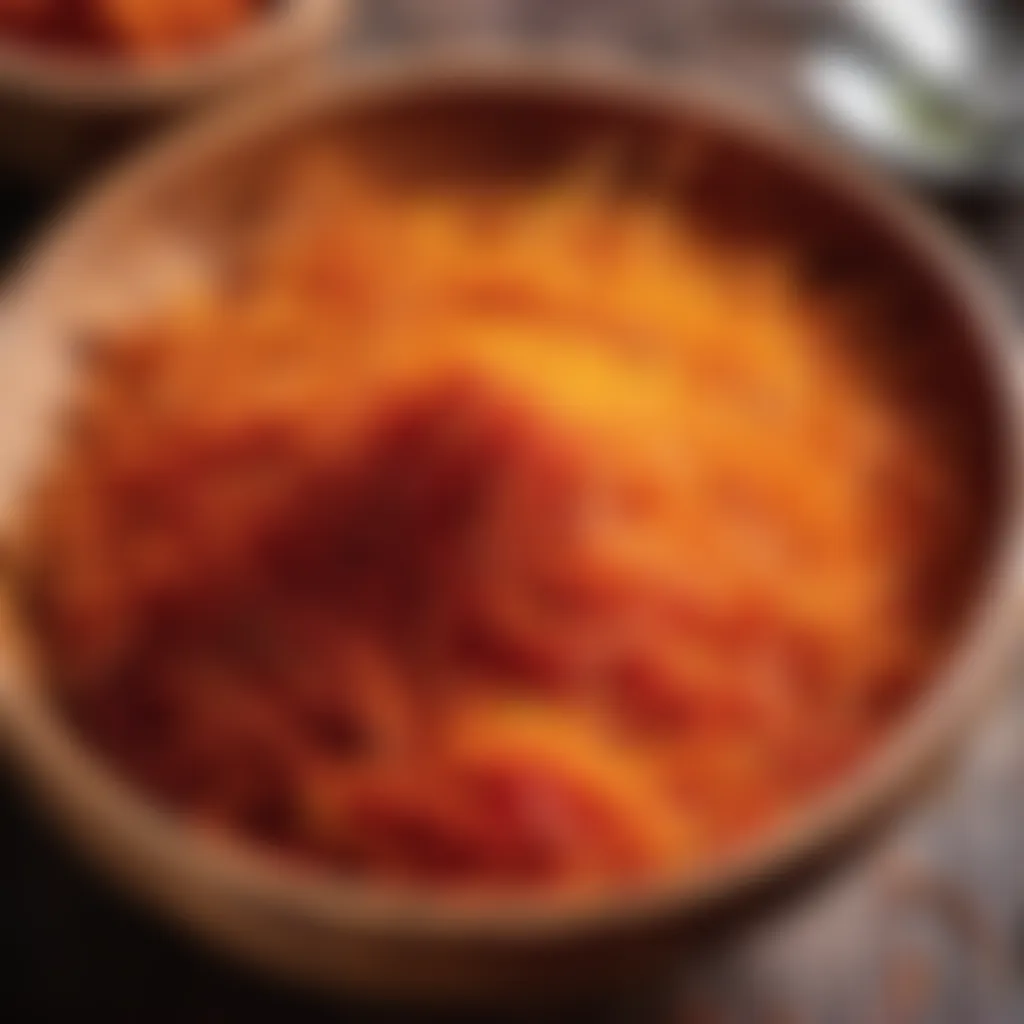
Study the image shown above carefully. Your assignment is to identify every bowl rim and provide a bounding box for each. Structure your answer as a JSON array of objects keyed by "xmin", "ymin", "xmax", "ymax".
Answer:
[
  {"xmin": 2, "ymin": 49, "xmax": 1023, "ymax": 944},
  {"xmin": 0, "ymin": 0, "xmax": 344, "ymax": 109}
]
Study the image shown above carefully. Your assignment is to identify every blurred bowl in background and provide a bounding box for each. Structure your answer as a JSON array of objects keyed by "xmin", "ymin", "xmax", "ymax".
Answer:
[
  {"xmin": 0, "ymin": 54, "xmax": 1022, "ymax": 1010},
  {"xmin": 0, "ymin": 0, "xmax": 346, "ymax": 184}
]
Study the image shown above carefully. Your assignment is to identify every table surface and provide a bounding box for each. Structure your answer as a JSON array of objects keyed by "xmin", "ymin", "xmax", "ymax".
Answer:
[{"xmin": 4, "ymin": 4, "xmax": 1024, "ymax": 1021}]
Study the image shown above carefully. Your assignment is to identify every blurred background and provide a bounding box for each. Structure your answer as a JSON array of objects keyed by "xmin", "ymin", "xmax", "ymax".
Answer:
[{"xmin": 3, "ymin": 1, "xmax": 1024, "ymax": 1021}]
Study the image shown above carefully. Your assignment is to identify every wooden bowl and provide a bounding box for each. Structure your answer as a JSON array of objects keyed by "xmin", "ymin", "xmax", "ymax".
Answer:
[
  {"xmin": 0, "ymin": 54, "xmax": 1021, "ymax": 1010},
  {"xmin": 0, "ymin": 0, "xmax": 345, "ymax": 183}
]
